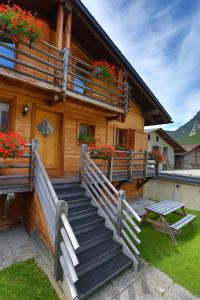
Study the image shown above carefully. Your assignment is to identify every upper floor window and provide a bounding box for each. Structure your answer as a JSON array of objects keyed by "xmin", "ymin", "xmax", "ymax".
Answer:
[
  {"xmin": 0, "ymin": 102, "xmax": 10, "ymax": 131},
  {"xmin": 0, "ymin": 37, "xmax": 15, "ymax": 69},
  {"xmin": 148, "ymin": 134, "xmax": 150, "ymax": 141},
  {"xmin": 156, "ymin": 136, "xmax": 159, "ymax": 142},
  {"xmin": 74, "ymin": 63, "xmax": 87, "ymax": 94},
  {"xmin": 116, "ymin": 128, "xmax": 128, "ymax": 148},
  {"xmin": 152, "ymin": 145, "xmax": 160, "ymax": 151}
]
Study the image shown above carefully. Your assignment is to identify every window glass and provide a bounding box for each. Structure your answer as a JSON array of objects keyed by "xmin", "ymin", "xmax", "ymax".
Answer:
[
  {"xmin": 156, "ymin": 136, "xmax": 159, "ymax": 142},
  {"xmin": 152, "ymin": 145, "xmax": 160, "ymax": 151},
  {"xmin": 74, "ymin": 63, "xmax": 87, "ymax": 94},
  {"xmin": 148, "ymin": 134, "xmax": 150, "ymax": 141},
  {"xmin": 79, "ymin": 123, "xmax": 94, "ymax": 137},
  {"xmin": 0, "ymin": 37, "xmax": 15, "ymax": 68},
  {"xmin": 0, "ymin": 102, "xmax": 10, "ymax": 130},
  {"xmin": 116, "ymin": 129, "xmax": 127, "ymax": 148}
]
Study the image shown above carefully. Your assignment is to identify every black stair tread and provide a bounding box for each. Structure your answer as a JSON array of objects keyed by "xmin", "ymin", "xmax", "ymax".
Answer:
[
  {"xmin": 68, "ymin": 205, "xmax": 97, "ymax": 215},
  {"xmin": 70, "ymin": 214, "xmax": 104, "ymax": 229},
  {"xmin": 76, "ymin": 254, "xmax": 132, "ymax": 298},
  {"xmin": 77, "ymin": 239, "xmax": 121, "ymax": 266},
  {"xmin": 62, "ymin": 196, "xmax": 91, "ymax": 202},
  {"xmin": 76, "ymin": 226, "xmax": 112, "ymax": 245}
]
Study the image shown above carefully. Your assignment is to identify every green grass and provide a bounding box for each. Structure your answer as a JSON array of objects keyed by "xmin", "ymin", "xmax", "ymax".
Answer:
[
  {"xmin": 0, "ymin": 259, "xmax": 59, "ymax": 300},
  {"xmin": 138, "ymin": 209, "xmax": 200, "ymax": 296}
]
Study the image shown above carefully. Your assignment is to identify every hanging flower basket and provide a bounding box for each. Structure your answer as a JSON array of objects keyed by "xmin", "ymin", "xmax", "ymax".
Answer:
[
  {"xmin": 93, "ymin": 60, "xmax": 116, "ymax": 83},
  {"xmin": 0, "ymin": 4, "xmax": 44, "ymax": 45},
  {"xmin": 148, "ymin": 150, "xmax": 164, "ymax": 163},
  {"xmin": 0, "ymin": 131, "xmax": 26, "ymax": 159},
  {"xmin": 89, "ymin": 145, "xmax": 115, "ymax": 160}
]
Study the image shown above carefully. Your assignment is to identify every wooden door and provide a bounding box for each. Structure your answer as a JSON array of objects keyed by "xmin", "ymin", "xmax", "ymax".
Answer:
[{"xmin": 33, "ymin": 108, "xmax": 63, "ymax": 176}]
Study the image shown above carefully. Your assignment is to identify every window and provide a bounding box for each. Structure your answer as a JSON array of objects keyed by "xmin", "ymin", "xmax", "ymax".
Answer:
[
  {"xmin": 78, "ymin": 123, "xmax": 95, "ymax": 143},
  {"xmin": 0, "ymin": 102, "xmax": 10, "ymax": 130},
  {"xmin": 156, "ymin": 136, "xmax": 159, "ymax": 142},
  {"xmin": 116, "ymin": 128, "xmax": 128, "ymax": 148},
  {"xmin": 148, "ymin": 134, "xmax": 150, "ymax": 141},
  {"xmin": 74, "ymin": 63, "xmax": 87, "ymax": 94},
  {"xmin": 0, "ymin": 36, "xmax": 15, "ymax": 69},
  {"xmin": 163, "ymin": 147, "xmax": 168, "ymax": 159},
  {"xmin": 152, "ymin": 145, "xmax": 160, "ymax": 151}
]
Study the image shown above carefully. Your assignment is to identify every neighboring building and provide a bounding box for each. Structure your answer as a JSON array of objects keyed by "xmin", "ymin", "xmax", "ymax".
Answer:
[
  {"xmin": 0, "ymin": 0, "xmax": 172, "ymax": 298},
  {"xmin": 146, "ymin": 128, "xmax": 185, "ymax": 170},
  {"xmin": 180, "ymin": 145, "xmax": 200, "ymax": 169}
]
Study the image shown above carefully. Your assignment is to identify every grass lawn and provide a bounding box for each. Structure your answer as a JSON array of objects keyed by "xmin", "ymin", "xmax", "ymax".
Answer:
[
  {"xmin": 0, "ymin": 259, "xmax": 59, "ymax": 300},
  {"xmin": 138, "ymin": 209, "xmax": 200, "ymax": 297}
]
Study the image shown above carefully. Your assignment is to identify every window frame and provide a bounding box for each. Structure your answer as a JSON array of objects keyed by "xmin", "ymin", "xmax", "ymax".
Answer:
[
  {"xmin": 0, "ymin": 98, "xmax": 15, "ymax": 132},
  {"xmin": 73, "ymin": 62, "xmax": 88, "ymax": 95},
  {"xmin": 77, "ymin": 121, "xmax": 95, "ymax": 144},
  {"xmin": 0, "ymin": 36, "xmax": 17, "ymax": 69},
  {"xmin": 115, "ymin": 128, "xmax": 128, "ymax": 148}
]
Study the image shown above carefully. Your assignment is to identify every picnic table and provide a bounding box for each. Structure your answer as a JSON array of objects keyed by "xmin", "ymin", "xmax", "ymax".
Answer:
[{"xmin": 143, "ymin": 200, "xmax": 196, "ymax": 244}]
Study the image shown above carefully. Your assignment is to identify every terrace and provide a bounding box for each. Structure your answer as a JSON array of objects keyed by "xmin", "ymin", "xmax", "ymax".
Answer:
[{"xmin": 0, "ymin": 30, "xmax": 129, "ymax": 115}]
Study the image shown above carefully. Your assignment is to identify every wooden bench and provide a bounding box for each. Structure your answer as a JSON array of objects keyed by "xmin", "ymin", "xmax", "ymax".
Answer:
[{"xmin": 170, "ymin": 214, "xmax": 196, "ymax": 231}]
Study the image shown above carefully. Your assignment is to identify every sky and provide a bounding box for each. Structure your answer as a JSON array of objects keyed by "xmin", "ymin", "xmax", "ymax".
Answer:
[{"xmin": 81, "ymin": 0, "xmax": 200, "ymax": 130}]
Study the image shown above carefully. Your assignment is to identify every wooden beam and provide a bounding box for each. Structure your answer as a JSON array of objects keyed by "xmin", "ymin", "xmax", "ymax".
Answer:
[
  {"xmin": 56, "ymin": 3, "xmax": 65, "ymax": 49},
  {"xmin": 64, "ymin": 2, "xmax": 72, "ymax": 50}
]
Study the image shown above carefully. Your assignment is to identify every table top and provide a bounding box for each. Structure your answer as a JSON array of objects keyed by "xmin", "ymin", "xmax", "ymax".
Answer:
[{"xmin": 145, "ymin": 200, "xmax": 184, "ymax": 216}]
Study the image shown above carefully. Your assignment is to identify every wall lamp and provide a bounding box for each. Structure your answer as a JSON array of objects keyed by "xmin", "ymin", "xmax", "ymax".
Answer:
[{"xmin": 22, "ymin": 104, "xmax": 29, "ymax": 116}]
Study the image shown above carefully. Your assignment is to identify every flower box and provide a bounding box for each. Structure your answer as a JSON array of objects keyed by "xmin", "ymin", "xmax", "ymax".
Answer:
[
  {"xmin": 0, "ymin": 4, "xmax": 44, "ymax": 45},
  {"xmin": 93, "ymin": 60, "xmax": 116, "ymax": 83},
  {"xmin": 0, "ymin": 131, "xmax": 26, "ymax": 159}
]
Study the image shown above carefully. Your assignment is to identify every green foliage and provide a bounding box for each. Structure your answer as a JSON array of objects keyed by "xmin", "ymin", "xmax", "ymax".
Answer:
[
  {"xmin": 137, "ymin": 209, "xmax": 200, "ymax": 296},
  {"xmin": 78, "ymin": 134, "xmax": 96, "ymax": 144},
  {"xmin": 0, "ymin": 259, "xmax": 59, "ymax": 300}
]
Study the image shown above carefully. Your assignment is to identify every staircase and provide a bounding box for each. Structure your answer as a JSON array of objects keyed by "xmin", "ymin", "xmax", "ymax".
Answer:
[{"xmin": 52, "ymin": 180, "xmax": 133, "ymax": 299}]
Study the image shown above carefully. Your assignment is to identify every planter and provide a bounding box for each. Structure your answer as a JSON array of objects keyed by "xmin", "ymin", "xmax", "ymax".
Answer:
[
  {"xmin": 92, "ymin": 60, "xmax": 116, "ymax": 83},
  {"xmin": 0, "ymin": 4, "xmax": 43, "ymax": 45}
]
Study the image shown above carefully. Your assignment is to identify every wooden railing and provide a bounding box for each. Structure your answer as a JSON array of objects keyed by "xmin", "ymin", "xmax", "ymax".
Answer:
[
  {"xmin": 0, "ymin": 142, "xmax": 33, "ymax": 194},
  {"xmin": 81, "ymin": 144, "xmax": 142, "ymax": 260},
  {"xmin": 84, "ymin": 149, "xmax": 156, "ymax": 182},
  {"xmin": 67, "ymin": 52, "xmax": 129, "ymax": 112},
  {"xmin": 32, "ymin": 139, "xmax": 79, "ymax": 299},
  {"xmin": 0, "ymin": 30, "xmax": 130, "ymax": 113}
]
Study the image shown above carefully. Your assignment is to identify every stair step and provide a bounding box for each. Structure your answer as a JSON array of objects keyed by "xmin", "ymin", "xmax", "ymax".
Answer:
[
  {"xmin": 65, "ymin": 197, "xmax": 91, "ymax": 208},
  {"xmin": 76, "ymin": 254, "xmax": 132, "ymax": 299},
  {"xmin": 170, "ymin": 214, "xmax": 196, "ymax": 230},
  {"xmin": 76, "ymin": 239, "xmax": 121, "ymax": 276},
  {"xmin": 53, "ymin": 182, "xmax": 81, "ymax": 189},
  {"xmin": 70, "ymin": 214, "xmax": 104, "ymax": 234},
  {"xmin": 76, "ymin": 226, "xmax": 113, "ymax": 253},
  {"xmin": 68, "ymin": 205, "xmax": 98, "ymax": 221},
  {"xmin": 57, "ymin": 191, "xmax": 86, "ymax": 199},
  {"xmin": 55, "ymin": 186, "xmax": 84, "ymax": 193}
]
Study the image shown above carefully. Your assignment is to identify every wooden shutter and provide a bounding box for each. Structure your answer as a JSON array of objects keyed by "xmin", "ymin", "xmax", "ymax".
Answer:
[{"xmin": 128, "ymin": 129, "xmax": 135, "ymax": 149}]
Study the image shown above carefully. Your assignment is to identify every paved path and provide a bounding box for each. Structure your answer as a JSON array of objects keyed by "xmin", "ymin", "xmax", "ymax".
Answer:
[{"xmin": 0, "ymin": 226, "xmax": 199, "ymax": 300}]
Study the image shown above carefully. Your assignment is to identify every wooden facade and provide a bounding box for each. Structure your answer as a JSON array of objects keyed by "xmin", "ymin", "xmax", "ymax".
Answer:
[{"xmin": 0, "ymin": 0, "xmax": 171, "ymax": 249}]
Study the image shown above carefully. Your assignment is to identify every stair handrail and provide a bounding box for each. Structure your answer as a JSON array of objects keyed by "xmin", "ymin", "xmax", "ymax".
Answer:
[
  {"xmin": 81, "ymin": 144, "xmax": 141, "ymax": 257},
  {"xmin": 32, "ymin": 140, "xmax": 79, "ymax": 299}
]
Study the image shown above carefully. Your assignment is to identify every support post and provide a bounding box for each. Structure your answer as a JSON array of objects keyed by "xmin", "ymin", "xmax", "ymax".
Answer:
[
  {"xmin": 108, "ymin": 156, "xmax": 113, "ymax": 182},
  {"xmin": 30, "ymin": 139, "xmax": 39, "ymax": 190},
  {"xmin": 124, "ymin": 82, "xmax": 129, "ymax": 114},
  {"xmin": 56, "ymin": 3, "xmax": 64, "ymax": 50},
  {"xmin": 80, "ymin": 144, "xmax": 88, "ymax": 180},
  {"xmin": 64, "ymin": 1, "xmax": 72, "ymax": 50},
  {"xmin": 117, "ymin": 190, "xmax": 125, "ymax": 237},
  {"xmin": 130, "ymin": 150, "xmax": 133, "ymax": 180},
  {"xmin": 54, "ymin": 200, "xmax": 68, "ymax": 282},
  {"xmin": 143, "ymin": 150, "xmax": 148, "ymax": 178},
  {"xmin": 62, "ymin": 48, "xmax": 69, "ymax": 92}
]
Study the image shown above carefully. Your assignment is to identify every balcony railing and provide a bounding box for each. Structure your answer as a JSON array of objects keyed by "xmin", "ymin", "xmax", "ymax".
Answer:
[{"xmin": 0, "ymin": 31, "xmax": 129, "ymax": 113}]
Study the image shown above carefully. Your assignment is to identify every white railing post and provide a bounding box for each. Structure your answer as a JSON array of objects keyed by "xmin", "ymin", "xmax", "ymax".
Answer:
[
  {"xmin": 54, "ymin": 200, "xmax": 68, "ymax": 282},
  {"xmin": 31, "ymin": 139, "xmax": 39, "ymax": 189},
  {"xmin": 117, "ymin": 190, "xmax": 125, "ymax": 236}
]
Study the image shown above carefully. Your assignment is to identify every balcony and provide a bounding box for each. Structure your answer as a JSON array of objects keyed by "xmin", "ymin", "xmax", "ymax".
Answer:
[{"xmin": 0, "ymin": 31, "xmax": 129, "ymax": 114}]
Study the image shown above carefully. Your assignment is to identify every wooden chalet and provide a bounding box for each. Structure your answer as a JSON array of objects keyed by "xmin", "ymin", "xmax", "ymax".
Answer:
[{"xmin": 0, "ymin": 1, "xmax": 172, "ymax": 299}]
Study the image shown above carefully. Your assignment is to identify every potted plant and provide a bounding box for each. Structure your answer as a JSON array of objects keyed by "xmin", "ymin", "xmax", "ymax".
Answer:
[
  {"xmin": 0, "ymin": 4, "xmax": 44, "ymax": 46},
  {"xmin": 89, "ymin": 145, "xmax": 115, "ymax": 160},
  {"xmin": 0, "ymin": 131, "xmax": 26, "ymax": 159},
  {"xmin": 78, "ymin": 134, "xmax": 96, "ymax": 145},
  {"xmin": 92, "ymin": 60, "xmax": 116, "ymax": 83},
  {"xmin": 148, "ymin": 149, "xmax": 164, "ymax": 175}
]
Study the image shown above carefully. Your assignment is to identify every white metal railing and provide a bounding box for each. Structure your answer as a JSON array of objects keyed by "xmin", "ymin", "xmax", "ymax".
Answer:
[
  {"xmin": 81, "ymin": 144, "xmax": 141, "ymax": 256},
  {"xmin": 32, "ymin": 140, "xmax": 79, "ymax": 299}
]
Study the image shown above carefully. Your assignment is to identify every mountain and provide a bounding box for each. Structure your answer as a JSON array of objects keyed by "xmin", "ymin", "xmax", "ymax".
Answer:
[{"xmin": 167, "ymin": 111, "xmax": 200, "ymax": 145}]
